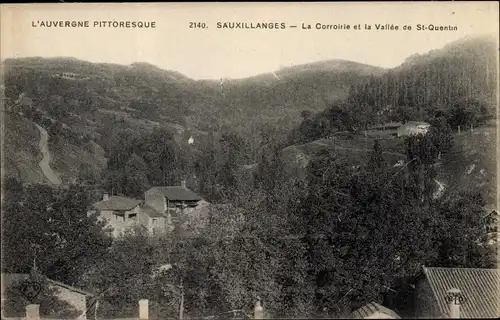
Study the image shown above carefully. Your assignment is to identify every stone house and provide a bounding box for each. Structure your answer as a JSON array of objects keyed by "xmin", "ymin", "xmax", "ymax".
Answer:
[
  {"xmin": 91, "ymin": 181, "xmax": 209, "ymax": 238},
  {"xmin": 138, "ymin": 204, "xmax": 169, "ymax": 236},
  {"xmin": 91, "ymin": 194, "xmax": 142, "ymax": 238},
  {"xmin": 414, "ymin": 266, "xmax": 500, "ymax": 318},
  {"xmin": 143, "ymin": 180, "xmax": 209, "ymax": 232}
]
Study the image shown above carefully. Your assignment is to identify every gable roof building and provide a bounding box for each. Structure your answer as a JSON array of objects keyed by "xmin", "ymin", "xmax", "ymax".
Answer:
[
  {"xmin": 145, "ymin": 186, "xmax": 202, "ymax": 202},
  {"xmin": 1, "ymin": 273, "xmax": 93, "ymax": 319},
  {"xmin": 91, "ymin": 182, "xmax": 207, "ymax": 239},
  {"xmin": 1, "ymin": 273, "xmax": 93, "ymax": 297},
  {"xmin": 91, "ymin": 194, "xmax": 143, "ymax": 238},
  {"xmin": 420, "ymin": 266, "xmax": 500, "ymax": 319},
  {"xmin": 93, "ymin": 195, "xmax": 142, "ymax": 211}
]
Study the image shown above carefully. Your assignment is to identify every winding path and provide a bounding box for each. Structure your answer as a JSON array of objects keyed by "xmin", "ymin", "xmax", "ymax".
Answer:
[{"xmin": 34, "ymin": 123, "xmax": 62, "ymax": 185}]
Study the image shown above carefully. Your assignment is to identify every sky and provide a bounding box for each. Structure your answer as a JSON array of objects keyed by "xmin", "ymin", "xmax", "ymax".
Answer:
[{"xmin": 1, "ymin": 2, "xmax": 498, "ymax": 80}]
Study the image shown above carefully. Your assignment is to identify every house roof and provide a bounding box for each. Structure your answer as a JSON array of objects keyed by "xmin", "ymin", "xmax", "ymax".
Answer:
[
  {"xmin": 1, "ymin": 273, "xmax": 93, "ymax": 297},
  {"xmin": 140, "ymin": 205, "xmax": 164, "ymax": 218},
  {"xmin": 93, "ymin": 196, "xmax": 142, "ymax": 211},
  {"xmin": 351, "ymin": 302, "xmax": 401, "ymax": 319},
  {"xmin": 146, "ymin": 186, "xmax": 202, "ymax": 201},
  {"xmin": 47, "ymin": 279, "xmax": 93, "ymax": 296},
  {"xmin": 423, "ymin": 266, "xmax": 500, "ymax": 318}
]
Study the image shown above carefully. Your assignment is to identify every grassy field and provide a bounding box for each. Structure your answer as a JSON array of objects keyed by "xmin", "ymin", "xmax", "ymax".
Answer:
[
  {"xmin": 283, "ymin": 125, "xmax": 496, "ymax": 206},
  {"xmin": 282, "ymin": 131, "xmax": 408, "ymax": 178}
]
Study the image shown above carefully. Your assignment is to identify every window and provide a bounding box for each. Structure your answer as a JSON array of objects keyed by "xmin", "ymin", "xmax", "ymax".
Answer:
[{"xmin": 152, "ymin": 218, "xmax": 158, "ymax": 225}]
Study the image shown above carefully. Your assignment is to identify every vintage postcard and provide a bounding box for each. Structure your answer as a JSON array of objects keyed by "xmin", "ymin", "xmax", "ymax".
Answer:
[{"xmin": 1, "ymin": 2, "xmax": 499, "ymax": 319}]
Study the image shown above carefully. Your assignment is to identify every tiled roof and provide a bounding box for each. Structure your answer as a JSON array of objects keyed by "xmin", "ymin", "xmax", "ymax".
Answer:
[
  {"xmin": 146, "ymin": 186, "xmax": 202, "ymax": 201},
  {"xmin": 423, "ymin": 266, "xmax": 500, "ymax": 318},
  {"xmin": 351, "ymin": 302, "xmax": 401, "ymax": 319},
  {"xmin": 47, "ymin": 279, "xmax": 93, "ymax": 296},
  {"xmin": 93, "ymin": 196, "xmax": 142, "ymax": 211},
  {"xmin": 140, "ymin": 205, "xmax": 164, "ymax": 218}
]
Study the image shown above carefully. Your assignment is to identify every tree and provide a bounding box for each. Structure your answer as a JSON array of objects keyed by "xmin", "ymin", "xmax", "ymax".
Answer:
[
  {"xmin": 294, "ymin": 113, "xmax": 323, "ymax": 143},
  {"xmin": 101, "ymin": 127, "xmax": 186, "ymax": 195},
  {"xmin": 80, "ymin": 231, "xmax": 165, "ymax": 319},
  {"xmin": 102, "ymin": 169, "xmax": 126, "ymax": 197},
  {"xmin": 105, "ymin": 128, "xmax": 137, "ymax": 171},
  {"xmin": 427, "ymin": 117, "xmax": 454, "ymax": 160},
  {"xmin": 445, "ymin": 97, "xmax": 492, "ymax": 129},
  {"xmin": 433, "ymin": 189, "xmax": 496, "ymax": 268},
  {"xmin": 2, "ymin": 184, "xmax": 112, "ymax": 285},
  {"xmin": 323, "ymin": 105, "xmax": 348, "ymax": 133},
  {"xmin": 194, "ymin": 134, "xmax": 222, "ymax": 202},
  {"xmin": 3, "ymin": 176, "xmax": 24, "ymax": 202},
  {"xmin": 77, "ymin": 163, "xmax": 100, "ymax": 186},
  {"xmin": 367, "ymin": 140, "xmax": 386, "ymax": 173},
  {"xmin": 397, "ymin": 105, "xmax": 420, "ymax": 123},
  {"xmin": 288, "ymin": 138, "xmax": 495, "ymax": 317},
  {"xmin": 217, "ymin": 131, "xmax": 251, "ymax": 199},
  {"xmin": 123, "ymin": 154, "xmax": 150, "ymax": 198},
  {"xmin": 347, "ymin": 103, "xmax": 374, "ymax": 133}
]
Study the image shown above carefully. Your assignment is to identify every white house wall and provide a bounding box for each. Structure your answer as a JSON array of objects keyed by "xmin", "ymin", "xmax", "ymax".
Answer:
[{"xmin": 98, "ymin": 206, "xmax": 140, "ymax": 238}]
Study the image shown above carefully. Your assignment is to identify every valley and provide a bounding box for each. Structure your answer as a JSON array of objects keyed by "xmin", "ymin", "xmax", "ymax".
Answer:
[{"xmin": 1, "ymin": 30, "xmax": 498, "ymax": 320}]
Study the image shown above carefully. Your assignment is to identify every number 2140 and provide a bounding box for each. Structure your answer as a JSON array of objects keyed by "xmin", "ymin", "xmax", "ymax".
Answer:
[{"xmin": 189, "ymin": 22, "xmax": 207, "ymax": 29}]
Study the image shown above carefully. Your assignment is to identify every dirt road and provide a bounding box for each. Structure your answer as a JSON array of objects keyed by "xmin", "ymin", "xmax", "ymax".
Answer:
[{"xmin": 34, "ymin": 123, "xmax": 62, "ymax": 185}]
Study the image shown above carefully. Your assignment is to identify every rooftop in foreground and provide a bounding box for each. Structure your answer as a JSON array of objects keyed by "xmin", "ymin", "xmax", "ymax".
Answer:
[{"xmin": 423, "ymin": 266, "xmax": 500, "ymax": 319}]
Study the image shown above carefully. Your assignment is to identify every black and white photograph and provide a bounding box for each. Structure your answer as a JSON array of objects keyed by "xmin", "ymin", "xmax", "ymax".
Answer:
[{"xmin": 1, "ymin": 2, "xmax": 499, "ymax": 319}]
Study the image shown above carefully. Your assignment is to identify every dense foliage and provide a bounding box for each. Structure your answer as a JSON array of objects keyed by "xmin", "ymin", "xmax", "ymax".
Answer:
[
  {"xmin": 2, "ymin": 180, "xmax": 112, "ymax": 285},
  {"xmin": 2, "ymin": 35, "xmax": 497, "ymax": 319},
  {"xmin": 65, "ymin": 129, "xmax": 494, "ymax": 319}
]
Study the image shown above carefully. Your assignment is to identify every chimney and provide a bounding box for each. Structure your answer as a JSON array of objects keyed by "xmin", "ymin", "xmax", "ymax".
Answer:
[
  {"xmin": 446, "ymin": 288, "xmax": 464, "ymax": 318},
  {"xmin": 103, "ymin": 193, "xmax": 109, "ymax": 201},
  {"xmin": 254, "ymin": 299, "xmax": 264, "ymax": 320},
  {"xmin": 181, "ymin": 179, "xmax": 186, "ymax": 188},
  {"xmin": 26, "ymin": 304, "xmax": 40, "ymax": 320},
  {"xmin": 139, "ymin": 299, "xmax": 149, "ymax": 320}
]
